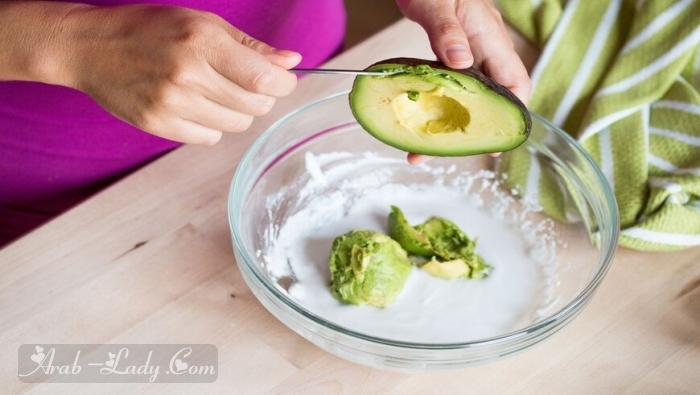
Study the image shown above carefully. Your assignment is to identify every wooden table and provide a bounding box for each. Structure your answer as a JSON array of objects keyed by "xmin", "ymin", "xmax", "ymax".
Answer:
[{"xmin": 2, "ymin": 18, "xmax": 699, "ymax": 394}]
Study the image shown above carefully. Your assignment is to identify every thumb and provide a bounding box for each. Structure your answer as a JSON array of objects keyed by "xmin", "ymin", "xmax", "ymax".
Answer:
[
  {"xmin": 398, "ymin": 1, "xmax": 473, "ymax": 69},
  {"xmin": 264, "ymin": 50, "xmax": 303, "ymax": 70},
  {"xmin": 236, "ymin": 33, "xmax": 302, "ymax": 70},
  {"xmin": 203, "ymin": 13, "xmax": 302, "ymax": 70}
]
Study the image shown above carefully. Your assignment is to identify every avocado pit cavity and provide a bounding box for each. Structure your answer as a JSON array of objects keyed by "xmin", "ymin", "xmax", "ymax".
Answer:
[{"xmin": 393, "ymin": 87, "xmax": 471, "ymax": 135}]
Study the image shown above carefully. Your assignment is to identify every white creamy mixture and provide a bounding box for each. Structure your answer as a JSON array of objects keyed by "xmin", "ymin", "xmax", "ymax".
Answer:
[{"xmin": 261, "ymin": 152, "xmax": 558, "ymax": 343}]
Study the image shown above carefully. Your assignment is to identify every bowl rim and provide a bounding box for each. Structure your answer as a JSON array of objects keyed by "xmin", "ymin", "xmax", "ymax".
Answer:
[{"xmin": 228, "ymin": 90, "xmax": 620, "ymax": 350}]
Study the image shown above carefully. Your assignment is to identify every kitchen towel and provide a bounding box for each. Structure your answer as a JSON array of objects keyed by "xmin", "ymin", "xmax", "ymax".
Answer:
[{"xmin": 497, "ymin": 0, "xmax": 700, "ymax": 251}]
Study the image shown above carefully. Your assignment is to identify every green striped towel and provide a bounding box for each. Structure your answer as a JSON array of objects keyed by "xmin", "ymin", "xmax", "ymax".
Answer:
[{"xmin": 496, "ymin": 0, "xmax": 700, "ymax": 251}]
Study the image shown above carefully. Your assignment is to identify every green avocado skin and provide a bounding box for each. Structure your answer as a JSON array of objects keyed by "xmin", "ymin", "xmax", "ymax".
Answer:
[{"xmin": 329, "ymin": 230, "xmax": 411, "ymax": 308}]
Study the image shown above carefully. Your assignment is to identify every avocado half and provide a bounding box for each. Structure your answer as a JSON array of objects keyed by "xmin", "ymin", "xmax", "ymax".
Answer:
[{"xmin": 349, "ymin": 58, "xmax": 532, "ymax": 156}]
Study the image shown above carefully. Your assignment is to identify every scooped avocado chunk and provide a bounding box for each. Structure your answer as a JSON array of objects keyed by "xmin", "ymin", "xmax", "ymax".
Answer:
[
  {"xmin": 349, "ymin": 57, "xmax": 531, "ymax": 156},
  {"xmin": 470, "ymin": 255, "xmax": 492, "ymax": 280},
  {"xmin": 388, "ymin": 205, "xmax": 433, "ymax": 257},
  {"xmin": 416, "ymin": 216, "xmax": 493, "ymax": 279},
  {"xmin": 329, "ymin": 230, "xmax": 412, "ymax": 308},
  {"xmin": 416, "ymin": 217, "xmax": 476, "ymax": 261},
  {"xmin": 388, "ymin": 206, "xmax": 493, "ymax": 280},
  {"xmin": 420, "ymin": 257, "xmax": 471, "ymax": 279}
]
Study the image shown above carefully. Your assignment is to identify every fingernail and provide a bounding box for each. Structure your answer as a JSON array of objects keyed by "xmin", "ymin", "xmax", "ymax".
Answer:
[
  {"xmin": 446, "ymin": 45, "xmax": 472, "ymax": 68},
  {"xmin": 408, "ymin": 154, "xmax": 432, "ymax": 165},
  {"xmin": 272, "ymin": 49, "xmax": 301, "ymax": 58}
]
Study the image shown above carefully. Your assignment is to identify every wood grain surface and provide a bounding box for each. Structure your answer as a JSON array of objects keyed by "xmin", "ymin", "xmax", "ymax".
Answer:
[{"xmin": 1, "ymin": 18, "xmax": 699, "ymax": 394}]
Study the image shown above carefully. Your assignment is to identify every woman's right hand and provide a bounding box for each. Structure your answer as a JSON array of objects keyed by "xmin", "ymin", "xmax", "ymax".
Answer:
[{"xmin": 59, "ymin": 4, "xmax": 301, "ymax": 144}]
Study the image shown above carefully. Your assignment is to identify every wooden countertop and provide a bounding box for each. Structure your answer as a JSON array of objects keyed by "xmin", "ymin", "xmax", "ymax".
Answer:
[{"xmin": 2, "ymin": 18, "xmax": 699, "ymax": 394}]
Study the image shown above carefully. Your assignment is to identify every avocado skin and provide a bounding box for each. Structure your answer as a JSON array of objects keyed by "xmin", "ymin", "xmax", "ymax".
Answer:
[{"xmin": 364, "ymin": 57, "xmax": 531, "ymax": 135}]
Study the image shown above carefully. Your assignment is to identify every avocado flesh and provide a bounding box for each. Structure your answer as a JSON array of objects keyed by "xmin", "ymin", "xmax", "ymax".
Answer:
[
  {"xmin": 349, "ymin": 58, "xmax": 531, "ymax": 156},
  {"xmin": 393, "ymin": 87, "xmax": 471, "ymax": 135},
  {"xmin": 420, "ymin": 257, "xmax": 471, "ymax": 280},
  {"xmin": 416, "ymin": 217, "xmax": 493, "ymax": 279},
  {"xmin": 329, "ymin": 230, "xmax": 412, "ymax": 308},
  {"xmin": 416, "ymin": 217, "xmax": 476, "ymax": 261},
  {"xmin": 387, "ymin": 206, "xmax": 493, "ymax": 280},
  {"xmin": 387, "ymin": 205, "xmax": 433, "ymax": 257},
  {"xmin": 470, "ymin": 255, "xmax": 492, "ymax": 280}
]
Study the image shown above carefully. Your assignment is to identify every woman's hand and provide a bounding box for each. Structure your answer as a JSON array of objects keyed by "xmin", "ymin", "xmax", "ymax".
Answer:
[
  {"xmin": 7, "ymin": 3, "xmax": 301, "ymax": 145},
  {"xmin": 395, "ymin": 0, "xmax": 531, "ymax": 164}
]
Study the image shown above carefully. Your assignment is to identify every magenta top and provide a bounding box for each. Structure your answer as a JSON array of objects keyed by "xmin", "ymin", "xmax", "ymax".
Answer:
[{"xmin": 0, "ymin": 0, "xmax": 346, "ymax": 246}]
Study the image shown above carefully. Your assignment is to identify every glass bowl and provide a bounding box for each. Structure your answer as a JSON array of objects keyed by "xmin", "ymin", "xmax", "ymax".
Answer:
[{"xmin": 228, "ymin": 91, "xmax": 619, "ymax": 371}]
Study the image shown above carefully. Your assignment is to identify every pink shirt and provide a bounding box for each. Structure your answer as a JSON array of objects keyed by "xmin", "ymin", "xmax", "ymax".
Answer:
[{"xmin": 0, "ymin": 0, "xmax": 346, "ymax": 246}]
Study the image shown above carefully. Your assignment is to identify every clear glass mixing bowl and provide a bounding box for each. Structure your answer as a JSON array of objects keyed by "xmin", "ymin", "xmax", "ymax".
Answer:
[{"xmin": 228, "ymin": 91, "xmax": 619, "ymax": 371}]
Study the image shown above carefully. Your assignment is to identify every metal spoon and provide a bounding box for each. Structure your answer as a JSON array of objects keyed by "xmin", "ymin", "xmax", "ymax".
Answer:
[{"xmin": 290, "ymin": 68, "xmax": 403, "ymax": 76}]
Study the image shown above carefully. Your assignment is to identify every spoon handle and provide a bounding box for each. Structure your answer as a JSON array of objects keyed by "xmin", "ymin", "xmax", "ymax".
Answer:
[{"xmin": 290, "ymin": 68, "xmax": 401, "ymax": 76}]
